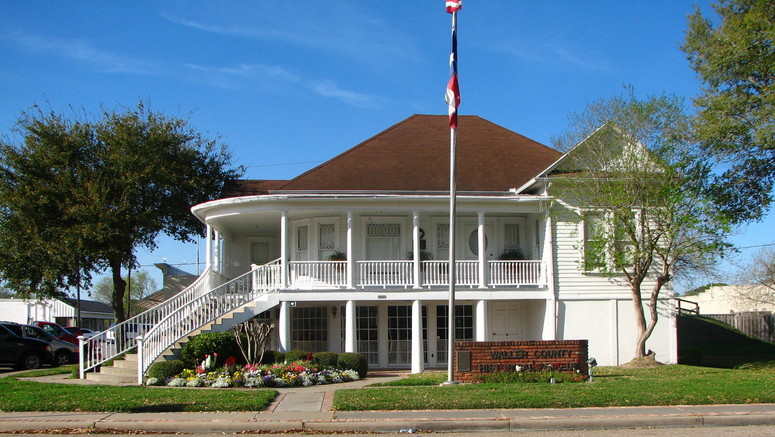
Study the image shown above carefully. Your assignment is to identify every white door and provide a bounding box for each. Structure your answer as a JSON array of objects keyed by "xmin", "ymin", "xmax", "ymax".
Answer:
[
  {"xmin": 250, "ymin": 239, "xmax": 274, "ymax": 266},
  {"xmin": 491, "ymin": 302, "xmax": 522, "ymax": 340}
]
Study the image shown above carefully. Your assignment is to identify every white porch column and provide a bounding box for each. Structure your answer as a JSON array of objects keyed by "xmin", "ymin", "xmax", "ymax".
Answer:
[
  {"xmin": 541, "ymin": 214, "xmax": 557, "ymax": 340},
  {"xmin": 478, "ymin": 212, "xmax": 486, "ymax": 289},
  {"xmin": 214, "ymin": 230, "xmax": 221, "ymax": 274},
  {"xmin": 279, "ymin": 301, "xmax": 291, "ymax": 353},
  {"xmin": 476, "ymin": 300, "xmax": 487, "ymax": 341},
  {"xmin": 413, "ymin": 211, "xmax": 421, "ymax": 289},
  {"xmin": 205, "ymin": 224, "xmax": 212, "ymax": 270},
  {"xmin": 345, "ymin": 300, "xmax": 356, "ymax": 353},
  {"xmin": 280, "ymin": 211, "xmax": 288, "ymax": 289},
  {"xmin": 347, "ymin": 211, "xmax": 354, "ymax": 289},
  {"xmin": 610, "ymin": 299, "xmax": 619, "ymax": 365},
  {"xmin": 411, "ymin": 300, "xmax": 424, "ymax": 374}
]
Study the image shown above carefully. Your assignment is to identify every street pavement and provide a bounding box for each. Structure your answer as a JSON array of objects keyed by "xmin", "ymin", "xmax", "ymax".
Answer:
[{"xmin": 2, "ymin": 369, "xmax": 775, "ymax": 434}]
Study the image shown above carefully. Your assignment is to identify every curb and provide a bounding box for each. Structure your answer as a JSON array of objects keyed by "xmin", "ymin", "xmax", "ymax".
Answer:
[{"xmin": 1, "ymin": 411, "xmax": 774, "ymax": 433}]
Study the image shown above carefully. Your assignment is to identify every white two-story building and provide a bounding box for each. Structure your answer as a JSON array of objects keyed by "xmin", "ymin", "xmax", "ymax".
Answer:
[{"xmin": 81, "ymin": 114, "xmax": 678, "ymax": 380}]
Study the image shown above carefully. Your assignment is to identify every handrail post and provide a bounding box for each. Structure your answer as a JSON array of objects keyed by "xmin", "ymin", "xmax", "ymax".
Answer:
[
  {"xmin": 136, "ymin": 335, "xmax": 144, "ymax": 385},
  {"xmin": 78, "ymin": 336, "xmax": 85, "ymax": 379}
]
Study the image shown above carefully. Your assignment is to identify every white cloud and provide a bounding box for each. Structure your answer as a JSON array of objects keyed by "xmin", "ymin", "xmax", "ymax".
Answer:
[{"xmin": 7, "ymin": 32, "xmax": 161, "ymax": 75}]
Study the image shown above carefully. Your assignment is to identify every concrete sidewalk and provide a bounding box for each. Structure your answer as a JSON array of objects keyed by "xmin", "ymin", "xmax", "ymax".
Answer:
[
  {"xmin": 4, "ymin": 370, "xmax": 775, "ymax": 433},
  {"xmin": 1, "ymin": 404, "xmax": 775, "ymax": 433}
]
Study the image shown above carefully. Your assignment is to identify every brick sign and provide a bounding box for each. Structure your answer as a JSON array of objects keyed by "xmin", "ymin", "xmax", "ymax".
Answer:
[{"xmin": 453, "ymin": 340, "xmax": 588, "ymax": 383}]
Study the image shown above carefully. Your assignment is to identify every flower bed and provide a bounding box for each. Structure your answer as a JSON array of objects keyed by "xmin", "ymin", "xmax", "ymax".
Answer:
[{"xmin": 147, "ymin": 359, "xmax": 361, "ymax": 388}]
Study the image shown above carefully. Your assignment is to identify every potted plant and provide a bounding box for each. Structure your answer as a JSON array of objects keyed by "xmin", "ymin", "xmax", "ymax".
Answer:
[
  {"xmin": 328, "ymin": 250, "xmax": 347, "ymax": 273},
  {"xmin": 328, "ymin": 250, "xmax": 347, "ymax": 261},
  {"xmin": 498, "ymin": 247, "xmax": 524, "ymax": 260}
]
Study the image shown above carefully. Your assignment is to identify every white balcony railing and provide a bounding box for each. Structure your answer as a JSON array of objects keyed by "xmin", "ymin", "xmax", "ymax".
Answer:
[
  {"xmin": 283, "ymin": 259, "xmax": 545, "ymax": 289},
  {"xmin": 289, "ymin": 261, "xmax": 347, "ymax": 288},
  {"xmin": 489, "ymin": 260, "xmax": 543, "ymax": 286},
  {"xmin": 357, "ymin": 260, "xmax": 414, "ymax": 287}
]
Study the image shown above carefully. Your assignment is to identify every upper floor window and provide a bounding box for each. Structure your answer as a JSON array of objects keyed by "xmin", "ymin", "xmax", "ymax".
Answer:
[{"xmin": 582, "ymin": 212, "xmax": 606, "ymax": 271}]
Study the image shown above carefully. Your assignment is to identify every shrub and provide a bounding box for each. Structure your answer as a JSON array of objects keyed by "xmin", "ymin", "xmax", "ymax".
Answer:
[
  {"xmin": 181, "ymin": 332, "xmax": 239, "ymax": 367},
  {"xmin": 147, "ymin": 360, "xmax": 185, "ymax": 380},
  {"xmin": 337, "ymin": 353, "xmax": 368, "ymax": 378},
  {"xmin": 311, "ymin": 351, "xmax": 338, "ymax": 367},
  {"xmin": 261, "ymin": 350, "xmax": 285, "ymax": 364},
  {"xmin": 284, "ymin": 350, "xmax": 309, "ymax": 362}
]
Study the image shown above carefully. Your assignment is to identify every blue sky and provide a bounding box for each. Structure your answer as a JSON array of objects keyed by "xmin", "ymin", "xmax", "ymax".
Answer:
[{"xmin": 1, "ymin": 1, "xmax": 771, "ymax": 293}]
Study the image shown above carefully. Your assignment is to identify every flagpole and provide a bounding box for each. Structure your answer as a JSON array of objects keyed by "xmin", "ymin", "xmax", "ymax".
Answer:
[{"xmin": 444, "ymin": 7, "xmax": 459, "ymax": 386}]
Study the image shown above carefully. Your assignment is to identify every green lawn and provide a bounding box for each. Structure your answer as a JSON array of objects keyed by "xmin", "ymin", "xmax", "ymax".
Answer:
[
  {"xmin": 0, "ymin": 367, "xmax": 277, "ymax": 412},
  {"xmin": 4, "ymin": 364, "xmax": 775, "ymax": 413},
  {"xmin": 334, "ymin": 365, "xmax": 775, "ymax": 411}
]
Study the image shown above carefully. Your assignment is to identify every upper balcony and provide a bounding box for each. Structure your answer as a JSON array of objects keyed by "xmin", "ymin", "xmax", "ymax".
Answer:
[{"xmin": 280, "ymin": 259, "xmax": 546, "ymax": 290}]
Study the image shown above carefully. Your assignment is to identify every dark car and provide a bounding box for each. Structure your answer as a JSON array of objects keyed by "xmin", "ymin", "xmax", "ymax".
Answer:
[
  {"xmin": 0, "ymin": 323, "xmax": 54, "ymax": 370},
  {"xmin": 3, "ymin": 323, "xmax": 79, "ymax": 366}
]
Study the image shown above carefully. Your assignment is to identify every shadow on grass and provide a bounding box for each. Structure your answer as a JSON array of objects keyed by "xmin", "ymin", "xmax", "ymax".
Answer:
[{"xmin": 126, "ymin": 404, "xmax": 193, "ymax": 413}]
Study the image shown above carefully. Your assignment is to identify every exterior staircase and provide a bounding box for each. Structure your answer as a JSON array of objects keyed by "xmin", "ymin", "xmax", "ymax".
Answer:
[
  {"xmin": 79, "ymin": 260, "xmax": 282, "ymax": 385},
  {"xmin": 156, "ymin": 294, "xmax": 279, "ymax": 364},
  {"xmin": 85, "ymin": 353, "xmax": 139, "ymax": 384},
  {"xmin": 84, "ymin": 295, "xmax": 279, "ymax": 384}
]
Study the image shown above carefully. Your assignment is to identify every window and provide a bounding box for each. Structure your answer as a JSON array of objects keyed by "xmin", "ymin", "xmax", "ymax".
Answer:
[
  {"xmin": 366, "ymin": 223, "xmax": 401, "ymax": 260},
  {"xmin": 297, "ymin": 225, "xmax": 308, "ymax": 252},
  {"xmin": 319, "ymin": 222, "xmax": 336, "ymax": 259},
  {"xmin": 356, "ymin": 306, "xmax": 379, "ymax": 365},
  {"xmin": 436, "ymin": 305, "xmax": 473, "ymax": 365},
  {"xmin": 291, "ymin": 307, "xmax": 327, "ymax": 352},
  {"xmin": 387, "ymin": 305, "xmax": 412, "ymax": 364},
  {"xmin": 583, "ymin": 213, "xmax": 607, "ymax": 271}
]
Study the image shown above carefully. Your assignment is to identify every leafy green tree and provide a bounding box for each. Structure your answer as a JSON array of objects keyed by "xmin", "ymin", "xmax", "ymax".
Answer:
[
  {"xmin": 552, "ymin": 92, "xmax": 730, "ymax": 359},
  {"xmin": 90, "ymin": 270, "xmax": 158, "ymax": 316},
  {"xmin": 681, "ymin": 0, "xmax": 775, "ymax": 223},
  {"xmin": 0, "ymin": 102, "xmax": 242, "ymax": 321}
]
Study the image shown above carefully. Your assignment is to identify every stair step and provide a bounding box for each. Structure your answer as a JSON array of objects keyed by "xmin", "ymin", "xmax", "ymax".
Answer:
[
  {"xmin": 86, "ymin": 372, "xmax": 137, "ymax": 384},
  {"xmin": 98, "ymin": 365, "xmax": 136, "ymax": 377}
]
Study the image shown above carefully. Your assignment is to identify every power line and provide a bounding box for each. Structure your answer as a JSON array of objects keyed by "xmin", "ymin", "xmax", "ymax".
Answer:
[
  {"xmin": 244, "ymin": 160, "xmax": 324, "ymax": 169},
  {"xmin": 734, "ymin": 243, "xmax": 775, "ymax": 250}
]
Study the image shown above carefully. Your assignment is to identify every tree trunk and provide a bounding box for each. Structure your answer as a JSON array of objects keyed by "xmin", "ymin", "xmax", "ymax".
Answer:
[
  {"xmin": 110, "ymin": 257, "xmax": 127, "ymax": 322},
  {"xmin": 631, "ymin": 287, "xmax": 648, "ymax": 358}
]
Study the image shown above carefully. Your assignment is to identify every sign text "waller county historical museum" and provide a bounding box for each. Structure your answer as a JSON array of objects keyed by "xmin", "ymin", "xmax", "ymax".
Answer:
[{"xmin": 454, "ymin": 340, "xmax": 589, "ymax": 383}]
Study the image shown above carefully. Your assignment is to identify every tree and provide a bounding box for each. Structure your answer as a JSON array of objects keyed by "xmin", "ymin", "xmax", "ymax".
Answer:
[
  {"xmin": 90, "ymin": 270, "xmax": 158, "ymax": 316},
  {"xmin": 681, "ymin": 0, "xmax": 775, "ymax": 223},
  {"xmin": 551, "ymin": 91, "xmax": 730, "ymax": 360},
  {"xmin": 0, "ymin": 102, "xmax": 242, "ymax": 321},
  {"xmin": 730, "ymin": 247, "xmax": 775, "ymax": 308}
]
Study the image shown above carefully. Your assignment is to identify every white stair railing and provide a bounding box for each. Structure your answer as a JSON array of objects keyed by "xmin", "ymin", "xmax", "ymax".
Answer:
[
  {"xmin": 79, "ymin": 266, "xmax": 220, "ymax": 379},
  {"xmin": 137, "ymin": 260, "xmax": 282, "ymax": 382}
]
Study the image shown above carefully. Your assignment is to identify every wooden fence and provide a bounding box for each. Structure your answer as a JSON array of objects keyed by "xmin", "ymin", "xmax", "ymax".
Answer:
[{"xmin": 704, "ymin": 311, "xmax": 775, "ymax": 344}]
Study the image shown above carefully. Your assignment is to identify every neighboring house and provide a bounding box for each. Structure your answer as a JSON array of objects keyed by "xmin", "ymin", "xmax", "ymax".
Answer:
[
  {"xmin": 135, "ymin": 263, "xmax": 199, "ymax": 311},
  {"xmin": 0, "ymin": 297, "xmax": 113, "ymax": 331},
  {"xmin": 690, "ymin": 284, "xmax": 775, "ymax": 314},
  {"xmin": 81, "ymin": 114, "xmax": 678, "ymax": 380}
]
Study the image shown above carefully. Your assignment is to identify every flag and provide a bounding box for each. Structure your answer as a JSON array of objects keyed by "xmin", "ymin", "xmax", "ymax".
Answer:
[
  {"xmin": 446, "ymin": 0, "xmax": 462, "ymax": 13},
  {"xmin": 445, "ymin": 15, "xmax": 460, "ymax": 128}
]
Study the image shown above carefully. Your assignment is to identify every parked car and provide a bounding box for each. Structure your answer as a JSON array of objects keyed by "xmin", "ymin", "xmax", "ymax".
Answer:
[
  {"xmin": 32, "ymin": 321, "xmax": 79, "ymax": 345},
  {"xmin": 64, "ymin": 326, "xmax": 96, "ymax": 339},
  {"xmin": 0, "ymin": 323, "xmax": 54, "ymax": 370},
  {"xmin": 7, "ymin": 323, "xmax": 79, "ymax": 366}
]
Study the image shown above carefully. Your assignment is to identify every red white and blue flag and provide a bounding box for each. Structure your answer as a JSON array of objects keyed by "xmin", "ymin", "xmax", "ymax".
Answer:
[
  {"xmin": 446, "ymin": 0, "xmax": 462, "ymax": 13},
  {"xmin": 444, "ymin": 3, "xmax": 460, "ymax": 128}
]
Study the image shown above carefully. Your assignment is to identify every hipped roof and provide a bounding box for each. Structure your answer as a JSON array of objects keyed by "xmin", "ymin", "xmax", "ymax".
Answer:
[{"xmin": 223, "ymin": 114, "xmax": 561, "ymax": 196}]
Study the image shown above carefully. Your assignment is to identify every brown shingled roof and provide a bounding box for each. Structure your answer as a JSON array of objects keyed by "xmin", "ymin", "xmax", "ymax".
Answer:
[
  {"xmin": 221, "ymin": 180, "xmax": 288, "ymax": 197},
  {"xmin": 225, "ymin": 115, "xmax": 561, "ymax": 196}
]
